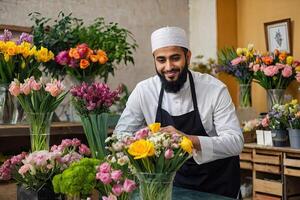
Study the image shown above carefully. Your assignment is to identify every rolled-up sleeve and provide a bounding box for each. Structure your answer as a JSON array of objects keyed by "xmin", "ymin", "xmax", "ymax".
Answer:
[{"xmin": 193, "ymin": 86, "xmax": 244, "ymax": 164}]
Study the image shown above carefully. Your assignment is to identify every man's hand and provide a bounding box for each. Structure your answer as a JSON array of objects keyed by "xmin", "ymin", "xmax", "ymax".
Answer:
[{"xmin": 160, "ymin": 125, "xmax": 201, "ymax": 151}]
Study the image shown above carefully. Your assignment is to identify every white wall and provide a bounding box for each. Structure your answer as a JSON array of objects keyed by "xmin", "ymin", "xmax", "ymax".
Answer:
[
  {"xmin": 189, "ymin": 0, "xmax": 217, "ymax": 62},
  {"xmin": 0, "ymin": 0, "xmax": 189, "ymax": 90}
]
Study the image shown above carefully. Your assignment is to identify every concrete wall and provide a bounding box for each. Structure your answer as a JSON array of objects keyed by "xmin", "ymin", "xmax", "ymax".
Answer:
[{"xmin": 0, "ymin": 0, "xmax": 189, "ymax": 90}]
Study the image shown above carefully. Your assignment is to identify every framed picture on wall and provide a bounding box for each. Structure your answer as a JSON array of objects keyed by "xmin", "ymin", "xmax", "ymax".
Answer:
[{"xmin": 264, "ymin": 18, "xmax": 292, "ymax": 54}]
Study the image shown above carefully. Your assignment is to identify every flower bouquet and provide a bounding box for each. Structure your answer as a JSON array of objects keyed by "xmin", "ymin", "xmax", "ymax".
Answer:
[
  {"xmin": 284, "ymin": 100, "xmax": 300, "ymax": 148},
  {"xmin": 0, "ymin": 138, "xmax": 90, "ymax": 199},
  {"xmin": 217, "ymin": 44, "xmax": 257, "ymax": 108},
  {"xmin": 0, "ymin": 29, "xmax": 54, "ymax": 123},
  {"xmin": 95, "ymin": 159, "xmax": 137, "ymax": 200},
  {"xmin": 107, "ymin": 123, "xmax": 193, "ymax": 200},
  {"xmin": 56, "ymin": 43, "xmax": 109, "ymax": 83},
  {"xmin": 71, "ymin": 82, "xmax": 120, "ymax": 159},
  {"xmin": 9, "ymin": 77, "xmax": 68, "ymax": 151},
  {"xmin": 252, "ymin": 49, "xmax": 300, "ymax": 109}
]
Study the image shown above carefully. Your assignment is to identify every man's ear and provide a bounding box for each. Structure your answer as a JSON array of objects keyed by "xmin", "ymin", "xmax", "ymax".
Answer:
[{"xmin": 186, "ymin": 50, "xmax": 192, "ymax": 65}]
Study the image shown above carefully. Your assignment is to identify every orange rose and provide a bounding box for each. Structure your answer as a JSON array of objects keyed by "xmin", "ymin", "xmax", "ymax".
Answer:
[
  {"xmin": 99, "ymin": 55, "xmax": 108, "ymax": 64},
  {"xmin": 80, "ymin": 59, "xmax": 90, "ymax": 69},
  {"xmin": 279, "ymin": 52, "xmax": 287, "ymax": 61},
  {"xmin": 97, "ymin": 50, "xmax": 107, "ymax": 57},
  {"xmin": 89, "ymin": 54, "xmax": 99, "ymax": 63},
  {"xmin": 262, "ymin": 56, "xmax": 273, "ymax": 65},
  {"xmin": 69, "ymin": 48, "xmax": 80, "ymax": 59}
]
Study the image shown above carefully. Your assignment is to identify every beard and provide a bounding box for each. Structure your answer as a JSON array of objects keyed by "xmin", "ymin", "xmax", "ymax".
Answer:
[{"xmin": 157, "ymin": 64, "xmax": 188, "ymax": 93}]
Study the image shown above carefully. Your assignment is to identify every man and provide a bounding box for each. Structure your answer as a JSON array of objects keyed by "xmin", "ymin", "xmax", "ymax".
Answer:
[{"xmin": 115, "ymin": 26, "xmax": 244, "ymax": 198}]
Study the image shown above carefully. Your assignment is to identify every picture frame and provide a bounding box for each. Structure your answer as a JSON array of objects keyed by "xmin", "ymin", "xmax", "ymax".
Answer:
[{"xmin": 264, "ymin": 18, "xmax": 292, "ymax": 54}]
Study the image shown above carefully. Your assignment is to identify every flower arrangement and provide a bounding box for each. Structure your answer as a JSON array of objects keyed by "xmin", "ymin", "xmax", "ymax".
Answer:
[
  {"xmin": 56, "ymin": 43, "xmax": 109, "ymax": 83},
  {"xmin": 0, "ymin": 29, "xmax": 54, "ymax": 84},
  {"xmin": 30, "ymin": 12, "xmax": 137, "ymax": 81},
  {"xmin": 217, "ymin": 44, "xmax": 257, "ymax": 85},
  {"xmin": 242, "ymin": 118, "xmax": 260, "ymax": 132},
  {"xmin": 95, "ymin": 160, "xmax": 137, "ymax": 200},
  {"xmin": 9, "ymin": 77, "xmax": 68, "ymax": 151},
  {"xmin": 0, "ymin": 138, "xmax": 90, "ymax": 192},
  {"xmin": 282, "ymin": 99, "xmax": 300, "ymax": 129},
  {"xmin": 264, "ymin": 103, "xmax": 289, "ymax": 130},
  {"xmin": 71, "ymin": 82, "xmax": 120, "ymax": 159},
  {"xmin": 52, "ymin": 158, "xmax": 100, "ymax": 199},
  {"xmin": 106, "ymin": 123, "xmax": 193, "ymax": 200},
  {"xmin": 252, "ymin": 49, "xmax": 300, "ymax": 89}
]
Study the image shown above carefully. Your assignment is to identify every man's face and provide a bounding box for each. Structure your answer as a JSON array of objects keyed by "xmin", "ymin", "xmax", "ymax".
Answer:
[{"xmin": 154, "ymin": 46, "xmax": 191, "ymax": 82}]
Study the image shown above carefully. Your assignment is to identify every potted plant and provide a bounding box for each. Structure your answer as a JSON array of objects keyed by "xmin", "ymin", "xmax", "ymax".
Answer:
[{"xmin": 285, "ymin": 99, "xmax": 300, "ymax": 149}]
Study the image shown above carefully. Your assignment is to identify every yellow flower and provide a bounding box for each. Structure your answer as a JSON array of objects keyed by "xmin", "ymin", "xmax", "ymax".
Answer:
[
  {"xmin": 286, "ymin": 56, "xmax": 293, "ymax": 65},
  {"xmin": 128, "ymin": 139, "xmax": 155, "ymax": 159},
  {"xmin": 291, "ymin": 99, "xmax": 298, "ymax": 105},
  {"xmin": 35, "ymin": 47, "xmax": 54, "ymax": 62},
  {"xmin": 4, "ymin": 53, "xmax": 10, "ymax": 62},
  {"xmin": 180, "ymin": 136, "xmax": 193, "ymax": 154},
  {"xmin": 148, "ymin": 122, "xmax": 161, "ymax": 133},
  {"xmin": 236, "ymin": 48, "xmax": 243, "ymax": 56},
  {"xmin": 296, "ymin": 66, "xmax": 300, "ymax": 72}
]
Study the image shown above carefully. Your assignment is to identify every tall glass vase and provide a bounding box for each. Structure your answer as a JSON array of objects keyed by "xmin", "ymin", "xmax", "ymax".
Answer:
[
  {"xmin": 27, "ymin": 112, "xmax": 53, "ymax": 151},
  {"xmin": 136, "ymin": 172, "xmax": 176, "ymax": 200},
  {"xmin": 80, "ymin": 113, "xmax": 108, "ymax": 159},
  {"xmin": 239, "ymin": 84, "xmax": 252, "ymax": 108},
  {"xmin": 0, "ymin": 84, "xmax": 18, "ymax": 124},
  {"xmin": 267, "ymin": 89, "xmax": 285, "ymax": 111}
]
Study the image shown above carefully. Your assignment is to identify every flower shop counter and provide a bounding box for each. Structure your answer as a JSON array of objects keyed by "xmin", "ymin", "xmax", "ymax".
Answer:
[
  {"xmin": 0, "ymin": 122, "xmax": 113, "ymax": 154},
  {"xmin": 240, "ymin": 143, "xmax": 300, "ymax": 199}
]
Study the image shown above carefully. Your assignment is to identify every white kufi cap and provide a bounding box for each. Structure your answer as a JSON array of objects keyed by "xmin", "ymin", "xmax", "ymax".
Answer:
[{"xmin": 151, "ymin": 26, "xmax": 189, "ymax": 53}]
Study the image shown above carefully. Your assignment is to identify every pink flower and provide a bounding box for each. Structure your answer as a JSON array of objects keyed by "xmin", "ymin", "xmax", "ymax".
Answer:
[
  {"xmin": 282, "ymin": 66, "xmax": 293, "ymax": 77},
  {"xmin": 252, "ymin": 64, "xmax": 261, "ymax": 72},
  {"xmin": 261, "ymin": 116, "xmax": 269, "ymax": 128},
  {"xmin": 55, "ymin": 51, "xmax": 70, "ymax": 65},
  {"xmin": 164, "ymin": 149, "xmax": 174, "ymax": 159},
  {"xmin": 296, "ymin": 73, "xmax": 300, "ymax": 82},
  {"xmin": 72, "ymin": 138, "xmax": 81, "ymax": 146},
  {"xmin": 263, "ymin": 65, "xmax": 279, "ymax": 77},
  {"xmin": 102, "ymin": 194, "xmax": 117, "ymax": 200},
  {"xmin": 231, "ymin": 56, "xmax": 246, "ymax": 66},
  {"xmin": 111, "ymin": 170, "xmax": 122, "ymax": 181},
  {"xmin": 20, "ymin": 82, "xmax": 31, "ymax": 95},
  {"xmin": 97, "ymin": 172, "xmax": 112, "ymax": 185},
  {"xmin": 123, "ymin": 179, "xmax": 136, "ymax": 193},
  {"xmin": 18, "ymin": 164, "xmax": 32, "ymax": 176},
  {"xmin": 99, "ymin": 162, "xmax": 111, "ymax": 173},
  {"xmin": 112, "ymin": 184, "xmax": 123, "ymax": 196},
  {"xmin": 45, "ymin": 80, "xmax": 65, "ymax": 97},
  {"xmin": 134, "ymin": 128, "xmax": 149, "ymax": 140},
  {"xmin": 79, "ymin": 144, "xmax": 91, "ymax": 156},
  {"xmin": 9, "ymin": 80, "xmax": 21, "ymax": 96}
]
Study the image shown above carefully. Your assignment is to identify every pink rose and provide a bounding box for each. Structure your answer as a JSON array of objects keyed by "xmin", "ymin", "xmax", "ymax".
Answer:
[
  {"xmin": 45, "ymin": 80, "xmax": 64, "ymax": 97},
  {"xmin": 99, "ymin": 162, "xmax": 111, "ymax": 173},
  {"xmin": 134, "ymin": 128, "xmax": 149, "ymax": 140},
  {"xmin": 282, "ymin": 66, "xmax": 293, "ymax": 77},
  {"xmin": 28, "ymin": 78, "xmax": 41, "ymax": 91},
  {"xmin": 9, "ymin": 81, "xmax": 21, "ymax": 96},
  {"xmin": 111, "ymin": 170, "xmax": 122, "ymax": 181},
  {"xmin": 261, "ymin": 116, "xmax": 269, "ymax": 128},
  {"xmin": 18, "ymin": 164, "xmax": 32, "ymax": 175},
  {"xmin": 164, "ymin": 149, "xmax": 174, "ymax": 159},
  {"xmin": 252, "ymin": 64, "xmax": 261, "ymax": 72},
  {"xmin": 97, "ymin": 172, "xmax": 112, "ymax": 185},
  {"xmin": 263, "ymin": 65, "xmax": 279, "ymax": 77},
  {"xmin": 123, "ymin": 178, "xmax": 136, "ymax": 193},
  {"xmin": 231, "ymin": 56, "xmax": 246, "ymax": 66},
  {"xmin": 79, "ymin": 144, "xmax": 91, "ymax": 156},
  {"xmin": 102, "ymin": 194, "xmax": 117, "ymax": 200},
  {"xmin": 112, "ymin": 184, "xmax": 123, "ymax": 196}
]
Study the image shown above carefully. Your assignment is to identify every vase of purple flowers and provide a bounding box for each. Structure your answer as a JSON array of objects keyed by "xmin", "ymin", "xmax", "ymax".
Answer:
[{"xmin": 70, "ymin": 82, "xmax": 120, "ymax": 159}]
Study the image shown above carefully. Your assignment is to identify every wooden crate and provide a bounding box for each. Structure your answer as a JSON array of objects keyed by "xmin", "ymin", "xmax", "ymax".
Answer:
[
  {"xmin": 253, "ymin": 149, "xmax": 282, "ymax": 165},
  {"xmin": 254, "ymin": 193, "xmax": 281, "ymax": 200},
  {"xmin": 240, "ymin": 148, "xmax": 253, "ymax": 170},
  {"xmin": 284, "ymin": 153, "xmax": 300, "ymax": 177}
]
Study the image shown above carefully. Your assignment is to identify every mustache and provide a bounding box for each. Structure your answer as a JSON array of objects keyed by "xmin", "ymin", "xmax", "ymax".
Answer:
[{"xmin": 163, "ymin": 69, "xmax": 180, "ymax": 73}]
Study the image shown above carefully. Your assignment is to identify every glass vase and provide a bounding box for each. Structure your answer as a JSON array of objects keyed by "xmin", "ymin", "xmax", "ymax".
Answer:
[
  {"xmin": 0, "ymin": 84, "xmax": 18, "ymax": 124},
  {"xmin": 136, "ymin": 172, "xmax": 176, "ymax": 200},
  {"xmin": 239, "ymin": 84, "xmax": 252, "ymax": 108},
  {"xmin": 267, "ymin": 89, "xmax": 285, "ymax": 111},
  {"xmin": 80, "ymin": 113, "xmax": 108, "ymax": 159},
  {"xmin": 27, "ymin": 112, "xmax": 53, "ymax": 151}
]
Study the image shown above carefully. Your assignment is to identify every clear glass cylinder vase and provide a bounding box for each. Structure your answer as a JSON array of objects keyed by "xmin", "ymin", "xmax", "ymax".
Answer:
[
  {"xmin": 0, "ymin": 84, "xmax": 18, "ymax": 124},
  {"xmin": 267, "ymin": 89, "xmax": 285, "ymax": 111},
  {"xmin": 27, "ymin": 112, "xmax": 53, "ymax": 151},
  {"xmin": 80, "ymin": 113, "xmax": 109, "ymax": 159},
  {"xmin": 136, "ymin": 172, "xmax": 176, "ymax": 200},
  {"xmin": 239, "ymin": 84, "xmax": 252, "ymax": 108}
]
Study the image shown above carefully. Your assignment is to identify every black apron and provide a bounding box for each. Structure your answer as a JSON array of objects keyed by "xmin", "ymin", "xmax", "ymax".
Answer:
[{"xmin": 155, "ymin": 71, "xmax": 241, "ymax": 198}]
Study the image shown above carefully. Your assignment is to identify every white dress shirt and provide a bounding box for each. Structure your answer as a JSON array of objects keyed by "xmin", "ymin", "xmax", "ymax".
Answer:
[{"xmin": 114, "ymin": 70, "xmax": 244, "ymax": 164}]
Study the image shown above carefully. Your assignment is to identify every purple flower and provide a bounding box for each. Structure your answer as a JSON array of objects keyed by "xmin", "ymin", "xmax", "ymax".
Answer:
[
  {"xmin": 0, "ymin": 29, "xmax": 12, "ymax": 41},
  {"xmin": 16, "ymin": 33, "xmax": 33, "ymax": 44},
  {"xmin": 55, "ymin": 51, "xmax": 70, "ymax": 65}
]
